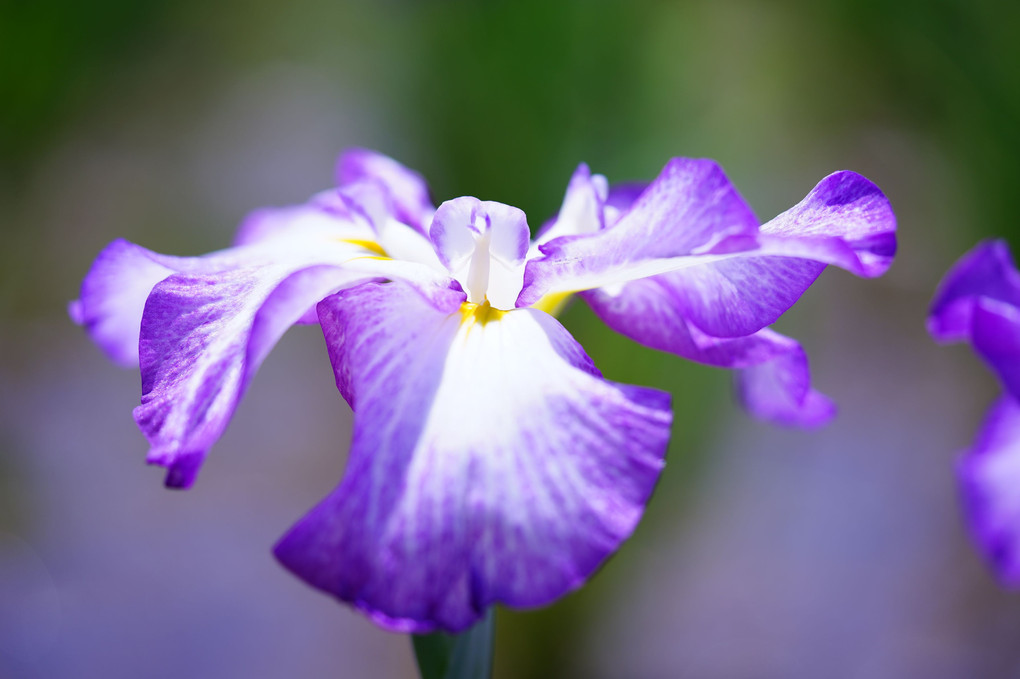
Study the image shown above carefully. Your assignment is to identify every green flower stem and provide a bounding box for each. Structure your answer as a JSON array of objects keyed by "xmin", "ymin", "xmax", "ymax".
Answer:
[{"xmin": 411, "ymin": 609, "xmax": 495, "ymax": 679}]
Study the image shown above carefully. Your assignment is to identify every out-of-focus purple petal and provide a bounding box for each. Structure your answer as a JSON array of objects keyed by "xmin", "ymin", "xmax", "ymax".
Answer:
[
  {"xmin": 275, "ymin": 282, "xmax": 671, "ymax": 633},
  {"xmin": 926, "ymin": 241, "xmax": 1020, "ymax": 400},
  {"xmin": 958, "ymin": 396, "xmax": 1020, "ymax": 586},
  {"xmin": 336, "ymin": 148, "xmax": 435, "ymax": 234},
  {"xmin": 518, "ymin": 158, "xmax": 758, "ymax": 306},
  {"xmin": 969, "ymin": 298, "xmax": 1020, "ymax": 401},
  {"xmin": 232, "ymin": 194, "xmax": 366, "ymax": 247},
  {"xmin": 584, "ymin": 279, "xmax": 833, "ymax": 427},
  {"xmin": 605, "ymin": 182, "xmax": 648, "ymax": 213},
  {"xmin": 928, "ymin": 240, "xmax": 1020, "ymax": 343},
  {"xmin": 135, "ymin": 258, "xmax": 370, "ymax": 489}
]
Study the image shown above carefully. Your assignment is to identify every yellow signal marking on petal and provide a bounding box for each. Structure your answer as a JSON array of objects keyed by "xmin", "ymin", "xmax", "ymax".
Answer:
[
  {"xmin": 530, "ymin": 291, "xmax": 574, "ymax": 318},
  {"xmin": 339, "ymin": 238, "xmax": 389, "ymax": 258},
  {"xmin": 459, "ymin": 300, "xmax": 506, "ymax": 327}
]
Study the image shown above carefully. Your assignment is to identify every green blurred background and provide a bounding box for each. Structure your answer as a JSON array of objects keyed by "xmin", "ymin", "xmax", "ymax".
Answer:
[{"xmin": 2, "ymin": 1, "xmax": 1020, "ymax": 677}]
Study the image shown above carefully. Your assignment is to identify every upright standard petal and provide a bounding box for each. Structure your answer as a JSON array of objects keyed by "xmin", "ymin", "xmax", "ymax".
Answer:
[
  {"xmin": 430, "ymin": 197, "xmax": 531, "ymax": 308},
  {"xmin": 958, "ymin": 396, "xmax": 1020, "ymax": 586},
  {"xmin": 275, "ymin": 282, "xmax": 672, "ymax": 633}
]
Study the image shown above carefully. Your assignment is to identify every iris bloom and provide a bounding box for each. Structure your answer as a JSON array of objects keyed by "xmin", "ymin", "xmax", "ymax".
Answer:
[
  {"xmin": 72, "ymin": 149, "xmax": 896, "ymax": 632},
  {"xmin": 929, "ymin": 240, "xmax": 1020, "ymax": 584}
]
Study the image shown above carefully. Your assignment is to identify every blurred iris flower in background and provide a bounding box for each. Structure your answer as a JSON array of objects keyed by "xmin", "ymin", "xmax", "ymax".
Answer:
[
  {"xmin": 930, "ymin": 241, "xmax": 1020, "ymax": 585},
  {"xmin": 71, "ymin": 149, "xmax": 895, "ymax": 632}
]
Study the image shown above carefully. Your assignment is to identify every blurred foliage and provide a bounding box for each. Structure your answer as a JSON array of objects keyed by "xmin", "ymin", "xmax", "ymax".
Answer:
[{"xmin": 0, "ymin": 0, "xmax": 174, "ymax": 170}]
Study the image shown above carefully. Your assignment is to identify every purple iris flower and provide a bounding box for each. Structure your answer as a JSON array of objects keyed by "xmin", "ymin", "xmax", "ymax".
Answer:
[
  {"xmin": 929, "ymin": 240, "xmax": 1020, "ymax": 584},
  {"xmin": 71, "ymin": 149, "xmax": 896, "ymax": 632}
]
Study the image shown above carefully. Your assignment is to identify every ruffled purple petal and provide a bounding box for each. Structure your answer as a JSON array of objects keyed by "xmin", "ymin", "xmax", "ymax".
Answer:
[
  {"xmin": 518, "ymin": 158, "xmax": 758, "ymax": 306},
  {"xmin": 135, "ymin": 260, "xmax": 368, "ymax": 489},
  {"xmin": 336, "ymin": 148, "xmax": 435, "ymax": 235},
  {"xmin": 583, "ymin": 279, "xmax": 833, "ymax": 427},
  {"xmin": 958, "ymin": 395, "xmax": 1020, "ymax": 586},
  {"xmin": 756, "ymin": 171, "xmax": 897, "ymax": 276},
  {"xmin": 669, "ymin": 171, "xmax": 895, "ymax": 337},
  {"xmin": 520, "ymin": 169, "xmax": 895, "ymax": 343},
  {"xmin": 928, "ymin": 240, "xmax": 1020, "ymax": 344},
  {"xmin": 274, "ymin": 281, "xmax": 671, "ymax": 633}
]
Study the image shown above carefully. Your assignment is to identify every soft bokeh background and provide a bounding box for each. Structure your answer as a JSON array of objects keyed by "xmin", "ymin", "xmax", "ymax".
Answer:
[{"xmin": 3, "ymin": 1, "xmax": 1020, "ymax": 677}]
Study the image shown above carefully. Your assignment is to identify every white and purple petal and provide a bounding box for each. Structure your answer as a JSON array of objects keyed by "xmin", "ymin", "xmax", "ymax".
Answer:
[
  {"xmin": 134, "ymin": 248, "xmax": 373, "ymax": 489},
  {"xmin": 958, "ymin": 396, "xmax": 1020, "ymax": 586},
  {"xmin": 71, "ymin": 239, "xmax": 183, "ymax": 367},
  {"xmin": 518, "ymin": 158, "xmax": 759, "ymax": 305},
  {"xmin": 520, "ymin": 168, "xmax": 895, "ymax": 343},
  {"xmin": 661, "ymin": 171, "xmax": 895, "ymax": 338},
  {"xmin": 274, "ymin": 281, "xmax": 672, "ymax": 632}
]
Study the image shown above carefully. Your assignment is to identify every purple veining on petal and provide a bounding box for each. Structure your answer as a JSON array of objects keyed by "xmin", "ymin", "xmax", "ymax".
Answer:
[
  {"xmin": 336, "ymin": 148, "xmax": 435, "ymax": 235},
  {"xmin": 135, "ymin": 262, "xmax": 367, "ymax": 489},
  {"xmin": 519, "ymin": 168, "xmax": 896, "ymax": 340},
  {"xmin": 71, "ymin": 240, "xmax": 195, "ymax": 367},
  {"xmin": 756, "ymin": 171, "xmax": 897, "ymax": 276},
  {"xmin": 275, "ymin": 281, "xmax": 671, "ymax": 633},
  {"xmin": 584, "ymin": 278, "xmax": 834, "ymax": 427},
  {"xmin": 668, "ymin": 171, "xmax": 895, "ymax": 338},
  {"xmin": 958, "ymin": 395, "xmax": 1020, "ymax": 586},
  {"xmin": 518, "ymin": 157, "xmax": 759, "ymax": 306}
]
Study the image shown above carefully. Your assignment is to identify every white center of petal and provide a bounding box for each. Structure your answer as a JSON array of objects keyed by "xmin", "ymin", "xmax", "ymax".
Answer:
[{"xmin": 464, "ymin": 226, "xmax": 492, "ymax": 304}]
